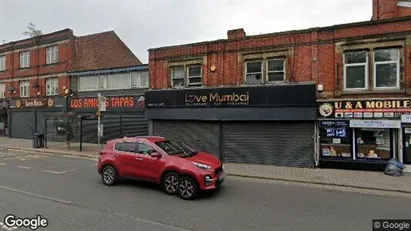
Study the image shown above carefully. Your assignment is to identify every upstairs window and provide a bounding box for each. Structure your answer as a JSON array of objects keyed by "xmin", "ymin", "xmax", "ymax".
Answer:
[
  {"xmin": 131, "ymin": 71, "xmax": 149, "ymax": 88},
  {"xmin": 20, "ymin": 51, "xmax": 30, "ymax": 68},
  {"xmin": 170, "ymin": 66, "xmax": 185, "ymax": 87},
  {"xmin": 20, "ymin": 80, "xmax": 30, "ymax": 97},
  {"xmin": 46, "ymin": 78, "xmax": 58, "ymax": 96},
  {"xmin": 374, "ymin": 48, "xmax": 400, "ymax": 89},
  {"xmin": 170, "ymin": 65, "xmax": 203, "ymax": 88},
  {"xmin": 245, "ymin": 58, "xmax": 285, "ymax": 84},
  {"xmin": 343, "ymin": 51, "xmax": 368, "ymax": 90},
  {"xmin": 187, "ymin": 65, "xmax": 202, "ymax": 87},
  {"xmin": 0, "ymin": 83, "xmax": 5, "ymax": 98},
  {"xmin": 0, "ymin": 56, "xmax": 5, "ymax": 71},
  {"xmin": 46, "ymin": 46, "xmax": 59, "ymax": 64}
]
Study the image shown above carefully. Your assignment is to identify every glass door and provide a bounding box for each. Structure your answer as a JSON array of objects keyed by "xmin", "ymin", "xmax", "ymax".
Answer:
[{"xmin": 402, "ymin": 128, "xmax": 411, "ymax": 164}]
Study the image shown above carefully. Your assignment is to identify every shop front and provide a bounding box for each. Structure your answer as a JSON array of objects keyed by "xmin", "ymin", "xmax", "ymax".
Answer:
[
  {"xmin": 8, "ymin": 97, "xmax": 65, "ymax": 139},
  {"xmin": 0, "ymin": 100, "xmax": 9, "ymax": 136},
  {"xmin": 317, "ymin": 99, "xmax": 411, "ymax": 171},
  {"xmin": 145, "ymin": 84, "xmax": 318, "ymax": 167},
  {"xmin": 68, "ymin": 94, "xmax": 148, "ymax": 143}
]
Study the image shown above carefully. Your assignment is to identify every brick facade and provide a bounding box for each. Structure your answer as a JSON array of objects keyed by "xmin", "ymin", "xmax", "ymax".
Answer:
[
  {"xmin": 0, "ymin": 29, "xmax": 141, "ymax": 99},
  {"xmin": 148, "ymin": 2, "xmax": 411, "ymax": 101}
]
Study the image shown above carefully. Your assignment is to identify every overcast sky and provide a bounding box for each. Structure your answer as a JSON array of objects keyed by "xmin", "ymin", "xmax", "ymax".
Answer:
[{"xmin": 0, "ymin": 0, "xmax": 372, "ymax": 63}]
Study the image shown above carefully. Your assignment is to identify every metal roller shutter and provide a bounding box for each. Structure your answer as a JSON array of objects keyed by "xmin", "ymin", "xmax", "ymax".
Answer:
[
  {"xmin": 223, "ymin": 122, "xmax": 314, "ymax": 167},
  {"xmin": 10, "ymin": 111, "xmax": 35, "ymax": 139},
  {"xmin": 153, "ymin": 120, "xmax": 221, "ymax": 158},
  {"xmin": 122, "ymin": 112, "xmax": 148, "ymax": 137}
]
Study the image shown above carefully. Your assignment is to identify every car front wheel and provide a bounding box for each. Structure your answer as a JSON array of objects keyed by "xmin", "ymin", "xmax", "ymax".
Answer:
[
  {"xmin": 178, "ymin": 176, "xmax": 198, "ymax": 200},
  {"xmin": 162, "ymin": 172, "xmax": 180, "ymax": 195},
  {"xmin": 102, "ymin": 165, "xmax": 117, "ymax": 186}
]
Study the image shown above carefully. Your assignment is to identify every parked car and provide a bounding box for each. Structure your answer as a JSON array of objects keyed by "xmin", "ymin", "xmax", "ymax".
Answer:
[{"xmin": 97, "ymin": 136, "xmax": 225, "ymax": 200}]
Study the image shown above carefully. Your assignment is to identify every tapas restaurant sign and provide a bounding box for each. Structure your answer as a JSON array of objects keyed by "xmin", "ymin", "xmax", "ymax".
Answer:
[
  {"xmin": 145, "ymin": 84, "xmax": 317, "ymax": 108},
  {"xmin": 318, "ymin": 99, "xmax": 411, "ymax": 119},
  {"xmin": 70, "ymin": 96, "xmax": 145, "ymax": 109},
  {"xmin": 15, "ymin": 98, "xmax": 55, "ymax": 108}
]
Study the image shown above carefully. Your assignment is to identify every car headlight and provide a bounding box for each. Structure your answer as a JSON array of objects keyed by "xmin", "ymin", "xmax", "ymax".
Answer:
[{"xmin": 192, "ymin": 162, "xmax": 211, "ymax": 170}]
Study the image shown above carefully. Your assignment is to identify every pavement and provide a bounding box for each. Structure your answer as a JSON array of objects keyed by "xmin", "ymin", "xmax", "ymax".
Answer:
[
  {"xmin": 0, "ymin": 148, "xmax": 411, "ymax": 231},
  {"xmin": 0, "ymin": 137, "xmax": 411, "ymax": 195}
]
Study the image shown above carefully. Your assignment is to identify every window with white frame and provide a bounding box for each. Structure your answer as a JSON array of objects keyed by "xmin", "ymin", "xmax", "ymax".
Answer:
[
  {"xmin": 20, "ymin": 80, "xmax": 30, "ymax": 97},
  {"xmin": 0, "ymin": 83, "xmax": 5, "ymax": 98},
  {"xmin": 170, "ymin": 66, "xmax": 185, "ymax": 87},
  {"xmin": 78, "ymin": 76, "xmax": 102, "ymax": 91},
  {"xmin": 0, "ymin": 56, "xmax": 5, "ymax": 71},
  {"xmin": 267, "ymin": 59, "xmax": 285, "ymax": 82},
  {"xmin": 373, "ymin": 48, "xmax": 400, "ymax": 89},
  {"xmin": 46, "ymin": 78, "xmax": 58, "ymax": 96},
  {"xmin": 245, "ymin": 61, "xmax": 263, "ymax": 84},
  {"xmin": 187, "ymin": 65, "xmax": 202, "ymax": 86},
  {"xmin": 20, "ymin": 51, "xmax": 30, "ymax": 68},
  {"xmin": 46, "ymin": 46, "xmax": 59, "ymax": 64},
  {"xmin": 343, "ymin": 51, "xmax": 368, "ymax": 90},
  {"xmin": 131, "ymin": 71, "xmax": 149, "ymax": 88},
  {"xmin": 107, "ymin": 73, "xmax": 130, "ymax": 89}
]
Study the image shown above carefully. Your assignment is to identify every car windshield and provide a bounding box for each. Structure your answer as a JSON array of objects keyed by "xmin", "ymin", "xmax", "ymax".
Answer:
[{"xmin": 155, "ymin": 140, "xmax": 188, "ymax": 155}]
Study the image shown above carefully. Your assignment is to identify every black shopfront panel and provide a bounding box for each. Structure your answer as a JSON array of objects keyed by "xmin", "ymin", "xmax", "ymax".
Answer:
[
  {"xmin": 10, "ymin": 110, "xmax": 35, "ymax": 139},
  {"xmin": 153, "ymin": 120, "xmax": 220, "ymax": 158},
  {"xmin": 222, "ymin": 122, "xmax": 314, "ymax": 167}
]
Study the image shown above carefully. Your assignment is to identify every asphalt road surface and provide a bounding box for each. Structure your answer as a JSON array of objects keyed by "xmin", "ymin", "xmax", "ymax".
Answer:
[{"xmin": 0, "ymin": 148, "xmax": 411, "ymax": 231}]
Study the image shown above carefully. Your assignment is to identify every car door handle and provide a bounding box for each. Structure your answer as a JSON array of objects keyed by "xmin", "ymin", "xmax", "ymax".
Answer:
[{"xmin": 136, "ymin": 157, "xmax": 143, "ymax": 161}]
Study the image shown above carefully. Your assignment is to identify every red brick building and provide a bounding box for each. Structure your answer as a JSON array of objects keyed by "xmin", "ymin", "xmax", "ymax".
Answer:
[
  {"xmin": 0, "ymin": 29, "xmax": 142, "ymax": 139},
  {"xmin": 145, "ymin": 0, "xmax": 411, "ymax": 170}
]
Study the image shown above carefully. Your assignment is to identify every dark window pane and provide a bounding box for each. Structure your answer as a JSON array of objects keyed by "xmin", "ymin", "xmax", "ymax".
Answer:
[
  {"xmin": 267, "ymin": 59, "xmax": 284, "ymax": 71},
  {"xmin": 345, "ymin": 65, "xmax": 366, "ymax": 89},
  {"xmin": 246, "ymin": 61, "xmax": 262, "ymax": 73},
  {"xmin": 137, "ymin": 143, "xmax": 154, "ymax": 155},
  {"xmin": 374, "ymin": 49, "xmax": 399, "ymax": 62},
  {"xmin": 188, "ymin": 77, "xmax": 202, "ymax": 84},
  {"xmin": 268, "ymin": 72, "xmax": 284, "ymax": 82},
  {"xmin": 114, "ymin": 143, "xmax": 122, "ymax": 150},
  {"xmin": 375, "ymin": 63, "xmax": 398, "ymax": 88},
  {"xmin": 245, "ymin": 74, "xmax": 263, "ymax": 84},
  {"xmin": 172, "ymin": 79, "xmax": 184, "ymax": 87},
  {"xmin": 120, "ymin": 142, "xmax": 137, "ymax": 152},
  {"xmin": 344, "ymin": 51, "xmax": 367, "ymax": 64},
  {"xmin": 188, "ymin": 66, "xmax": 201, "ymax": 77}
]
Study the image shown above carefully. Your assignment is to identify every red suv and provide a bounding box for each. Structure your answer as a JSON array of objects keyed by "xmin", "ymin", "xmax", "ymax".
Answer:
[{"xmin": 97, "ymin": 136, "xmax": 225, "ymax": 200}]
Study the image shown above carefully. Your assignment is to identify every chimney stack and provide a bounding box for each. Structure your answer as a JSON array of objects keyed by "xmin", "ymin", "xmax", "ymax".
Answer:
[{"xmin": 227, "ymin": 28, "xmax": 246, "ymax": 40}]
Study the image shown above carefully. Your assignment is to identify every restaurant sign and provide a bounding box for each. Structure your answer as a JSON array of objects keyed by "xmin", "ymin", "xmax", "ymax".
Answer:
[
  {"xmin": 13, "ymin": 98, "xmax": 55, "ymax": 108},
  {"xmin": 70, "ymin": 95, "xmax": 145, "ymax": 109},
  {"xmin": 318, "ymin": 99, "xmax": 411, "ymax": 119}
]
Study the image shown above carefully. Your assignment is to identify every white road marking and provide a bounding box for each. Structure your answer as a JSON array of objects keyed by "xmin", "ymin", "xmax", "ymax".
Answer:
[
  {"xmin": 43, "ymin": 170, "xmax": 62, "ymax": 174},
  {"xmin": 92, "ymin": 163, "xmax": 97, "ymax": 166},
  {"xmin": 17, "ymin": 166, "xmax": 31, "ymax": 169},
  {"xmin": 0, "ymin": 163, "xmax": 7, "ymax": 166},
  {"xmin": 0, "ymin": 184, "xmax": 72, "ymax": 205},
  {"xmin": 43, "ymin": 168, "xmax": 77, "ymax": 174},
  {"xmin": 114, "ymin": 212, "xmax": 192, "ymax": 231},
  {"xmin": 0, "ymin": 222, "xmax": 18, "ymax": 231}
]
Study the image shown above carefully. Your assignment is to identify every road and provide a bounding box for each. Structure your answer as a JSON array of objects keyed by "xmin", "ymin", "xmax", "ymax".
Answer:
[{"xmin": 0, "ymin": 148, "xmax": 410, "ymax": 231}]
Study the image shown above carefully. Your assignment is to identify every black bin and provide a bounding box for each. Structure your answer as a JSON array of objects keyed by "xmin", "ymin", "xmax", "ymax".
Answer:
[{"xmin": 32, "ymin": 133, "xmax": 45, "ymax": 148}]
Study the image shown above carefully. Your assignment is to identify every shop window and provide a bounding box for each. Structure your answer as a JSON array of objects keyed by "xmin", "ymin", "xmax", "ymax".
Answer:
[
  {"xmin": 319, "ymin": 122, "xmax": 352, "ymax": 158},
  {"xmin": 46, "ymin": 46, "xmax": 59, "ymax": 64},
  {"xmin": 20, "ymin": 51, "xmax": 30, "ymax": 68},
  {"xmin": 0, "ymin": 83, "xmax": 4, "ymax": 98},
  {"xmin": 46, "ymin": 77, "xmax": 58, "ymax": 96},
  {"xmin": 19, "ymin": 80, "xmax": 30, "ymax": 97},
  {"xmin": 355, "ymin": 128, "xmax": 392, "ymax": 160},
  {"xmin": 0, "ymin": 56, "xmax": 5, "ymax": 71},
  {"xmin": 373, "ymin": 48, "xmax": 400, "ymax": 89}
]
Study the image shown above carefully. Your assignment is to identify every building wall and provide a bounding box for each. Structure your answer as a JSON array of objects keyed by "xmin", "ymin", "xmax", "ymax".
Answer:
[
  {"xmin": 149, "ymin": 16, "xmax": 411, "ymax": 100},
  {"xmin": 0, "ymin": 29, "xmax": 74, "ymax": 98}
]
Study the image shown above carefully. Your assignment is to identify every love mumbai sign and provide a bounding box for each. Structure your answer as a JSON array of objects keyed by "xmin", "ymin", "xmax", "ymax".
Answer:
[{"xmin": 184, "ymin": 92, "xmax": 250, "ymax": 106}]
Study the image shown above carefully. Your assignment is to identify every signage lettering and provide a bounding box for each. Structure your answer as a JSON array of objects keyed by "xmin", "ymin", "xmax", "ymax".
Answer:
[
  {"xmin": 70, "ymin": 96, "xmax": 136, "ymax": 109},
  {"xmin": 184, "ymin": 92, "xmax": 250, "ymax": 106},
  {"xmin": 15, "ymin": 98, "xmax": 54, "ymax": 108}
]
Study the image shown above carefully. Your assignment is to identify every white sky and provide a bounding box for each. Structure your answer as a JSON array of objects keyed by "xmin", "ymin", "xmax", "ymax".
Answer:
[{"xmin": 0, "ymin": 0, "xmax": 372, "ymax": 63}]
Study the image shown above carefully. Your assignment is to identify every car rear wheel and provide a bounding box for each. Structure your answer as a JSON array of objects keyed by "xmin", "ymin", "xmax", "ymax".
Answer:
[
  {"xmin": 102, "ymin": 165, "xmax": 117, "ymax": 186},
  {"xmin": 162, "ymin": 172, "xmax": 180, "ymax": 195},
  {"xmin": 178, "ymin": 176, "xmax": 198, "ymax": 200}
]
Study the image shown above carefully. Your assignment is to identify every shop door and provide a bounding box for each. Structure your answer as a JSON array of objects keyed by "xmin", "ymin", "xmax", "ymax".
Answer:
[
  {"xmin": 153, "ymin": 120, "xmax": 221, "ymax": 158},
  {"xmin": 222, "ymin": 122, "xmax": 315, "ymax": 167},
  {"xmin": 402, "ymin": 128, "xmax": 411, "ymax": 164}
]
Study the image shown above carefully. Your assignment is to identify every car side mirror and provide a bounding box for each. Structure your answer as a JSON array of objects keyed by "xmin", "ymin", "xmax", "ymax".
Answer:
[{"xmin": 150, "ymin": 152, "xmax": 162, "ymax": 158}]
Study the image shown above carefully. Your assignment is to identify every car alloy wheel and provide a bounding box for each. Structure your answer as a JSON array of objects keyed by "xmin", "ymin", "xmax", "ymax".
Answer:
[
  {"xmin": 178, "ymin": 177, "xmax": 198, "ymax": 200},
  {"xmin": 102, "ymin": 166, "xmax": 117, "ymax": 186},
  {"xmin": 162, "ymin": 172, "xmax": 179, "ymax": 195}
]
